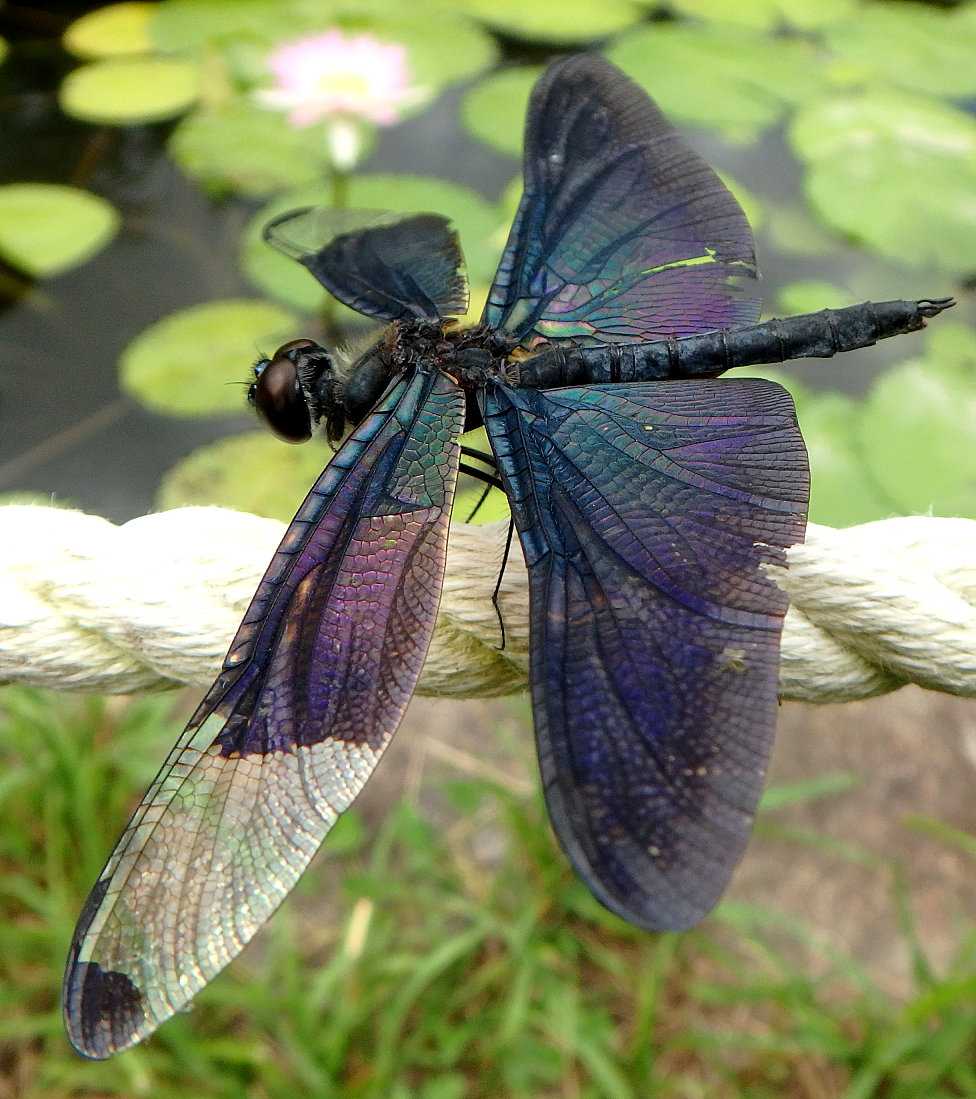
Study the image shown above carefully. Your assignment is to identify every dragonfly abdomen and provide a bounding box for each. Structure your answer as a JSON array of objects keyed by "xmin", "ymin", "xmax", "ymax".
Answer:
[{"xmin": 517, "ymin": 298, "xmax": 955, "ymax": 388}]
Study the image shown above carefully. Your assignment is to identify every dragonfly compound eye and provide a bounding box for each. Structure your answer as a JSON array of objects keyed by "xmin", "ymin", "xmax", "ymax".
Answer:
[{"xmin": 251, "ymin": 353, "xmax": 313, "ymax": 443}]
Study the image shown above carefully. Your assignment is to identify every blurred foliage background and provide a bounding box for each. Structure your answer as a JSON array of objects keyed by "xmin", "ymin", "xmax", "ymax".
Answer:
[{"xmin": 1, "ymin": 1, "xmax": 975, "ymax": 1096}]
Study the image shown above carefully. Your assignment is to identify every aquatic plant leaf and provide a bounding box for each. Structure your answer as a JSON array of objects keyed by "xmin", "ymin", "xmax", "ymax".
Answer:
[
  {"xmin": 63, "ymin": 2, "xmax": 155, "ymax": 59},
  {"xmin": 60, "ymin": 57, "xmax": 199, "ymax": 124},
  {"xmin": 158, "ymin": 431, "xmax": 331, "ymax": 519},
  {"xmin": 824, "ymin": 3, "xmax": 976, "ymax": 98},
  {"xmin": 0, "ymin": 184, "xmax": 119, "ymax": 277},
  {"xmin": 462, "ymin": 67, "xmax": 541, "ymax": 158},
  {"xmin": 776, "ymin": 281, "xmax": 854, "ymax": 316},
  {"xmin": 607, "ymin": 24, "xmax": 822, "ymax": 143},
  {"xmin": 668, "ymin": 0, "xmax": 855, "ymax": 30},
  {"xmin": 859, "ymin": 325, "xmax": 976, "ymax": 519},
  {"xmin": 120, "ymin": 300, "xmax": 299, "ymax": 416},
  {"xmin": 168, "ymin": 102, "xmax": 354, "ymax": 198},
  {"xmin": 790, "ymin": 90, "xmax": 976, "ymax": 276},
  {"xmin": 799, "ymin": 393, "xmax": 892, "ymax": 527},
  {"xmin": 463, "ymin": 0, "xmax": 643, "ymax": 43},
  {"xmin": 151, "ymin": 0, "xmax": 496, "ymax": 93}
]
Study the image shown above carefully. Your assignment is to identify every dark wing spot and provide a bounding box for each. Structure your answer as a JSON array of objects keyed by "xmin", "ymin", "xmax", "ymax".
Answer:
[{"xmin": 65, "ymin": 961, "xmax": 145, "ymax": 1060}]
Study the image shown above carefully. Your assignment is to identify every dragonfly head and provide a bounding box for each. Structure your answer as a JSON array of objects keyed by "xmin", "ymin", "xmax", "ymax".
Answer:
[{"xmin": 249, "ymin": 338, "xmax": 343, "ymax": 444}]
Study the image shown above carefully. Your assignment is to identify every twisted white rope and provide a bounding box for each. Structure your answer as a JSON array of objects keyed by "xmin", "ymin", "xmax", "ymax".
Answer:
[{"xmin": 1, "ymin": 504, "xmax": 975, "ymax": 703}]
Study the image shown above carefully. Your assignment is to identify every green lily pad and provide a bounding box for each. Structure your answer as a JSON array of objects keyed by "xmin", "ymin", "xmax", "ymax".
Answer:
[
  {"xmin": 669, "ymin": 0, "xmax": 855, "ymax": 30},
  {"xmin": 799, "ymin": 392, "xmax": 892, "ymax": 526},
  {"xmin": 168, "ymin": 102, "xmax": 343, "ymax": 197},
  {"xmin": 790, "ymin": 90, "xmax": 976, "ymax": 276},
  {"xmin": 158, "ymin": 430, "xmax": 331, "ymax": 519},
  {"xmin": 765, "ymin": 202, "xmax": 839, "ymax": 258},
  {"xmin": 151, "ymin": 0, "xmax": 496, "ymax": 95},
  {"xmin": 606, "ymin": 24, "xmax": 822, "ymax": 144},
  {"xmin": 462, "ymin": 0, "xmax": 643, "ymax": 42},
  {"xmin": 859, "ymin": 325, "xmax": 976, "ymax": 519},
  {"xmin": 0, "ymin": 38, "xmax": 8, "ymax": 66},
  {"xmin": 364, "ymin": 9, "xmax": 497, "ymax": 93},
  {"xmin": 60, "ymin": 57, "xmax": 200, "ymax": 124},
  {"xmin": 455, "ymin": 482, "xmax": 510, "ymax": 525},
  {"xmin": 776, "ymin": 280, "xmax": 855, "ymax": 316},
  {"xmin": 63, "ymin": 3, "xmax": 155, "ymax": 59},
  {"xmin": 824, "ymin": 3, "xmax": 976, "ymax": 99},
  {"xmin": 462, "ymin": 67, "xmax": 540, "ymax": 158},
  {"xmin": 0, "ymin": 184, "xmax": 120, "ymax": 277},
  {"xmin": 242, "ymin": 176, "xmax": 501, "ymax": 315},
  {"xmin": 151, "ymin": 0, "xmax": 296, "ymax": 50},
  {"xmin": 717, "ymin": 171, "xmax": 762, "ymax": 233},
  {"xmin": 120, "ymin": 299, "xmax": 300, "ymax": 415}
]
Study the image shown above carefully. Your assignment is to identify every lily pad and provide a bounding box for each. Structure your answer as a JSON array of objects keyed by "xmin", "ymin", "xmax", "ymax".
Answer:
[
  {"xmin": 60, "ymin": 57, "xmax": 200, "ymax": 124},
  {"xmin": 151, "ymin": 0, "xmax": 496, "ymax": 95},
  {"xmin": 151, "ymin": 0, "xmax": 298, "ymax": 50},
  {"xmin": 824, "ymin": 3, "xmax": 976, "ymax": 99},
  {"xmin": 168, "ymin": 102, "xmax": 338, "ymax": 197},
  {"xmin": 462, "ymin": 0, "xmax": 643, "ymax": 42},
  {"xmin": 158, "ymin": 430, "xmax": 331, "ymax": 520},
  {"xmin": 120, "ymin": 299, "xmax": 300, "ymax": 415},
  {"xmin": 462, "ymin": 67, "xmax": 540, "ymax": 158},
  {"xmin": 765, "ymin": 202, "xmax": 839, "ymax": 258},
  {"xmin": 63, "ymin": 3, "xmax": 155, "ymax": 59},
  {"xmin": 455, "ymin": 481, "xmax": 510, "ymax": 525},
  {"xmin": 859, "ymin": 325, "xmax": 976, "ymax": 519},
  {"xmin": 669, "ymin": 0, "xmax": 855, "ymax": 30},
  {"xmin": 717, "ymin": 171, "xmax": 762, "ymax": 233},
  {"xmin": 242, "ymin": 176, "xmax": 501, "ymax": 315},
  {"xmin": 799, "ymin": 392, "xmax": 892, "ymax": 526},
  {"xmin": 363, "ymin": 9, "xmax": 497, "ymax": 94},
  {"xmin": 0, "ymin": 184, "xmax": 119, "ymax": 277},
  {"xmin": 776, "ymin": 280, "xmax": 854, "ymax": 316},
  {"xmin": 790, "ymin": 90, "xmax": 976, "ymax": 276},
  {"xmin": 0, "ymin": 38, "xmax": 8, "ymax": 66},
  {"xmin": 606, "ymin": 24, "xmax": 822, "ymax": 144}
]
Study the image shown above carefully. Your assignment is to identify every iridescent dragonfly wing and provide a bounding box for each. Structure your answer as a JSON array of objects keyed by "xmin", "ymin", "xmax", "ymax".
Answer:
[
  {"xmin": 484, "ymin": 54, "xmax": 759, "ymax": 348},
  {"xmin": 481, "ymin": 379, "xmax": 808, "ymax": 928},
  {"xmin": 64, "ymin": 368, "xmax": 465, "ymax": 1058},
  {"xmin": 265, "ymin": 207, "xmax": 469, "ymax": 322}
]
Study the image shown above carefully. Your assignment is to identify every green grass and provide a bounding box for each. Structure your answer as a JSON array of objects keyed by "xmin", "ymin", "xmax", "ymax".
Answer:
[{"xmin": 1, "ymin": 686, "xmax": 975, "ymax": 1098}]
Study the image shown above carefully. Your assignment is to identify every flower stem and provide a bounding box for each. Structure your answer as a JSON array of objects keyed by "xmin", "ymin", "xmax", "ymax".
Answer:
[{"xmin": 320, "ymin": 166, "xmax": 349, "ymax": 338}]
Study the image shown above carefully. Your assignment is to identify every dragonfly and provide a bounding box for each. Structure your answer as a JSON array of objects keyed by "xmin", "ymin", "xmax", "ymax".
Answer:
[{"xmin": 64, "ymin": 54, "xmax": 954, "ymax": 1058}]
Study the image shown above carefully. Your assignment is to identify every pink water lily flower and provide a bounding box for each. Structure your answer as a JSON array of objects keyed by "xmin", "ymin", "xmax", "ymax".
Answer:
[{"xmin": 257, "ymin": 30, "xmax": 426, "ymax": 129}]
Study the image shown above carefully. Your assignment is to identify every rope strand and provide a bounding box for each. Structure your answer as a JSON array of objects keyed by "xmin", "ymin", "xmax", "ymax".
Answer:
[{"xmin": 1, "ymin": 504, "xmax": 974, "ymax": 702}]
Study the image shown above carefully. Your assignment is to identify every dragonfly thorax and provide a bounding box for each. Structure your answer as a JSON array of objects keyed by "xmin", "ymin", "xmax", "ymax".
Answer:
[{"xmin": 254, "ymin": 320, "xmax": 518, "ymax": 447}]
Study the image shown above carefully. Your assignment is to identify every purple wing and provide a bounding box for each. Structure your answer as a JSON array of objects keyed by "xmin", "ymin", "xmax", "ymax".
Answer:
[
  {"xmin": 64, "ymin": 368, "xmax": 465, "ymax": 1058},
  {"xmin": 481, "ymin": 379, "xmax": 809, "ymax": 929},
  {"xmin": 484, "ymin": 55, "xmax": 760, "ymax": 348}
]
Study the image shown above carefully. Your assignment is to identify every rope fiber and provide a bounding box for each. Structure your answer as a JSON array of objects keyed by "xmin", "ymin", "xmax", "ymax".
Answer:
[{"xmin": 2, "ymin": 504, "xmax": 975, "ymax": 703}]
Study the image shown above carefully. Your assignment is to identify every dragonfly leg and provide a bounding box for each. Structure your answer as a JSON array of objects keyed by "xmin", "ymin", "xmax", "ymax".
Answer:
[
  {"xmin": 460, "ymin": 445, "xmax": 497, "ymax": 469},
  {"xmin": 459, "ymin": 462, "xmax": 503, "ymax": 491},
  {"xmin": 464, "ymin": 481, "xmax": 494, "ymax": 523},
  {"xmin": 491, "ymin": 518, "xmax": 516, "ymax": 652}
]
